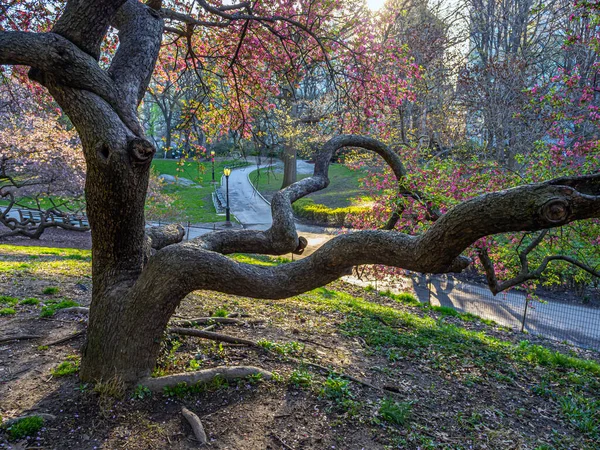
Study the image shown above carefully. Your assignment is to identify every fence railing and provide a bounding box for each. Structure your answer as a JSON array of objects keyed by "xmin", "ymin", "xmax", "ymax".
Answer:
[{"xmin": 410, "ymin": 274, "xmax": 600, "ymax": 352}]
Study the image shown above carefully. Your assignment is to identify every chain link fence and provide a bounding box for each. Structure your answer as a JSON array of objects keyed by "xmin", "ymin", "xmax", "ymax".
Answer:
[{"xmin": 408, "ymin": 274, "xmax": 600, "ymax": 352}]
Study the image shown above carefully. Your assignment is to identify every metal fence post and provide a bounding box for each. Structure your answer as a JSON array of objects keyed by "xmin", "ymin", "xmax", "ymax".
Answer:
[
  {"xmin": 427, "ymin": 275, "xmax": 432, "ymax": 305},
  {"xmin": 186, "ymin": 221, "xmax": 190, "ymax": 240},
  {"xmin": 521, "ymin": 297, "xmax": 529, "ymax": 333}
]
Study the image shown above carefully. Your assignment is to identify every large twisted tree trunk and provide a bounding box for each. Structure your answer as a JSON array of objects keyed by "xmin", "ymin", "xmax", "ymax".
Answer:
[{"xmin": 1, "ymin": 0, "xmax": 600, "ymax": 385}]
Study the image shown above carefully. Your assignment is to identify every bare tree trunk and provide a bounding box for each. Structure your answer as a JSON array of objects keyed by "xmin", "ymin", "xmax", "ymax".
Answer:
[{"xmin": 280, "ymin": 142, "xmax": 297, "ymax": 189}]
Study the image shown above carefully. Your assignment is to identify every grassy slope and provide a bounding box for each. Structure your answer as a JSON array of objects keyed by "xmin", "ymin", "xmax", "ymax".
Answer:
[
  {"xmin": 1, "ymin": 245, "xmax": 599, "ymax": 448},
  {"xmin": 150, "ymin": 159, "xmax": 248, "ymax": 224},
  {"xmin": 249, "ymin": 163, "xmax": 367, "ymax": 208}
]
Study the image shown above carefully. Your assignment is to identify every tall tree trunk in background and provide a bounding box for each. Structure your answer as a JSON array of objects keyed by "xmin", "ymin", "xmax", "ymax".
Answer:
[{"xmin": 281, "ymin": 142, "xmax": 297, "ymax": 189}]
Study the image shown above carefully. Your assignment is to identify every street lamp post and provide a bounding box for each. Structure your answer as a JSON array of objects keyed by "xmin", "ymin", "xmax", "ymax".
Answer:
[
  {"xmin": 224, "ymin": 167, "xmax": 232, "ymax": 227},
  {"xmin": 211, "ymin": 150, "xmax": 216, "ymax": 183}
]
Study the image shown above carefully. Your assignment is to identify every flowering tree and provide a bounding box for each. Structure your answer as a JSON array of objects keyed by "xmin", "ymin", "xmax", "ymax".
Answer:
[
  {"xmin": 0, "ymin": 81, "xmax": 88, "ymax": 238},
  {"xmin": 348, "ymin": 0, "xmax": 600, "ymax": 297},
  {"xmin": 0, "ymin": 0, "xmax": 599, "ymax": 388}
]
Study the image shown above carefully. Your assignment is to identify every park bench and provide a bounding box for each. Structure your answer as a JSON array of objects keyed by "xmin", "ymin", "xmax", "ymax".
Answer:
[
  {"xmin": 17, "ymin": 209, "xmax": 89, "ymax": 229},
  {"xmin": 212, "ymin": 186, "xmax": 227, "ymax": 213}
]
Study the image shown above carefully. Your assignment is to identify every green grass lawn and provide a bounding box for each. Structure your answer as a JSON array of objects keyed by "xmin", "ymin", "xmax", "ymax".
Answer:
[
  {"xmin": 249, "ymin": 163, "xmax": 368, "ymax": 208},
  {"xmin": 149, "ymin": 159, "xmax": 249, "ymax": 224}
]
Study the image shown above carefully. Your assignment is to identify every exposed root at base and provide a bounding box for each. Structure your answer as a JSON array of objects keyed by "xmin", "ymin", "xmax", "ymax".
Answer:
[
  {"xmin": 181, "ymin": 406, "xmax": 208, "ymax": 446},
  {"xmin": 141, "ymin": 366, "xmax": 273, "ymax": 392}
]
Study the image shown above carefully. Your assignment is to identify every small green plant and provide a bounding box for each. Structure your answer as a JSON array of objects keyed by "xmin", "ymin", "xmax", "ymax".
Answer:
[
  {"xmin": 247, "ymin": 372, "xmax": 264, "ymax": 384},
  {"xmin": 132, "ymin": 384, "xmax": 152, "ymax": 400},
  {"xmin": 186, "ymin": 358, "xmax": 202, "ymax": 371},
  {"xmin": 42, "ymin": 286, "xmax": 60, "ymax": 295},
  {"xmin": 75, "ymin": 383, "xmax": 89, "ymax": 393},
  {"xmin": 320, "ymin": 374, "xmax": 352, "ymax": 401},
  {"xmin": 0, "ymin": 307, "xmax": 16, "ymax": 316},
  {"xmin": 213, "ymin": 307, "xmax": 229, "ymax": 317},
  {"xmin": 378, "ymin": 398, "xmax": 412, "ymax": 426},
  {"xmin": 270, "ymin": 371, "xmax": 284, "ymax": 383},
  {"xmin": 20, "ymin": 297, "xmax": 40, "ymax": 306},
  {"xmin": 51, "ymin": 356, "xmax": 80, "ymax": 377},
  {"xmin": 6, "ymin": 415, "xmax": 44, "ymax": 441},
  {"xmin": 40, "ymin": 299, "xmax": 79, "ymax": 317},
  {"xmin": 37, "ymin": 345, "xmax": 49, "ymax": 351},
  {"xmin": 257, "ymin": 339, "xmax": 304, "ymax": 356},
  {"xmin": 558, "ymin": 393, "xmax": 599, "ymax": 438},
  {"xmin": 289, "ymin": 369, "xmax": 313, "ymax": 387},
  {"xmin": 0, "ymin": 295, "xmax": 18, "ymax": 306}
]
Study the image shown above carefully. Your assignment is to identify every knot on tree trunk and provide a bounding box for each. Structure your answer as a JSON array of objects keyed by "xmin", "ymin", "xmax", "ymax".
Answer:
[
  {"xmin": 147, "ymin": 223, "xmax": 185, "ymax": 250},
  {"xmin": 293, "ymin": 236, "xmax": 308, "ymax": 255},
  {"xmin": 128, "ymin": 137, "xmax": 156, "ymax": 165},
  {"xmin": 541, "ymin": 198, "xmax": 570, "ymax": 223}
]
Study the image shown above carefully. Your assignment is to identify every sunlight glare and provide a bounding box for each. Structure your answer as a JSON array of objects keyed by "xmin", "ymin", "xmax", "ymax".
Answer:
[{"xmin": 367, "ymin": 0, "xmax": 386, "ymax": 10}]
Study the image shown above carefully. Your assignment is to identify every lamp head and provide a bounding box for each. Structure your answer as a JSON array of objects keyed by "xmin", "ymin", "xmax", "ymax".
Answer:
[{"xmin": 224, "ymin": 167, "xmax": 231, "ymax": 176}]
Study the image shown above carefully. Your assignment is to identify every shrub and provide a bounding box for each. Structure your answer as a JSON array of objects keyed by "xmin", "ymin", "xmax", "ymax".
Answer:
[{"xmin": 292, "ymin": 198, "xmax": 367, "ymax": 227}]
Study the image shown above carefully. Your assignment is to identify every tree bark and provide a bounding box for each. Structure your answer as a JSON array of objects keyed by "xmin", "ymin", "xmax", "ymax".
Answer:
[{"xmin": 280, "ymin": 142, "xmax": 297, "ymax": 189}]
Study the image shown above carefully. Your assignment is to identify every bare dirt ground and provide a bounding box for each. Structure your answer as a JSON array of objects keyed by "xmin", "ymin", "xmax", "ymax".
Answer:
[
  {"xmin": 1, "ymin": 244, "xmax": 599, "ymax": 449},
  {"xmin": 0, "ymin": 225, "xmax": 91, "ymax": 249}
]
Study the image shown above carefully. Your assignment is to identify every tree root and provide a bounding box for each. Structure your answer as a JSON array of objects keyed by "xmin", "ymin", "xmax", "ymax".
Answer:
[
  {"xmin": 181, "ymin": 406, "xmax": 208, "ymax": 446},
  {"xmin": 141, "ymin": 366, "xmax": 273, "ymax": 392},
  {"xmin": 0, "ymin": 334, "xmax": 41, "ymax": 344},
  {"xmin": 169, "ymin": 327, "xmax": 256, "ymax": 346},
  {"xmin": 168, "ymin": 328, "xmax": 393, "ymax": 394},
  {"xmin": 56, "ymin": 307, "xmax": 89, "ymax": 315},
  {"xmin": 171, "ymin": 317, "xmax": 243, "ymax": 327},
  {"xmin": 44, "ymin": 329, "xmax": 85, "ymax": 347}
]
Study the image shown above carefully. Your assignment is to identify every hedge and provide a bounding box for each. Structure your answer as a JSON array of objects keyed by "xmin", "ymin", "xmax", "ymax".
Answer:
[{"xmin": 292, "ymin": 198, "xmax": 367, "ymax": 227}]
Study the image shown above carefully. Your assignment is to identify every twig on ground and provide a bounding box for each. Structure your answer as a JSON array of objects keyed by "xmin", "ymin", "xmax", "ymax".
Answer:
[
  {"xmin": 44, "ymin": 330, "xmax": 85, "ymax": 347},
  {"xmin": 271, "ymin": 433, "xmax": 294, "ymax": 450},
  {"xmin": 297, "ymin": 338, "xmax": 335, "ymax": 350},
  {"xmin": 181, "ymin": 407, "xmax": 208, "ymax": 446},
  {"xmin": 0, "ymin": 334, "xmax": 41, "ymax": 344},
  {"xmin": 172, "ymin": 317, "xmax": 243, "ymax": 327},
  {"xmin": 169, "ymin": 327, "xmax": 256, "ymax": 346},
  {"xmin": 201, "ymin": 324, "xmax": 216, "ymax": 332}
]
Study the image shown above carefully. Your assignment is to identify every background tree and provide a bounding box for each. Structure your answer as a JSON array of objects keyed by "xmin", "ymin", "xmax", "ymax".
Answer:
[{"xmin": 0, "ymin": 78, "xmax": 88, "ymax": 238}]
